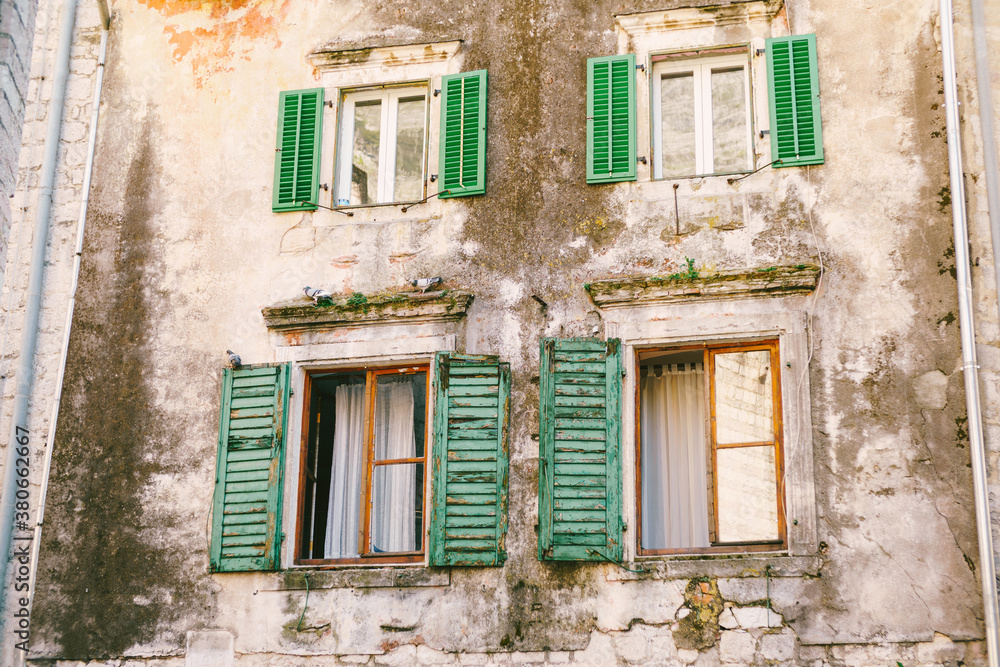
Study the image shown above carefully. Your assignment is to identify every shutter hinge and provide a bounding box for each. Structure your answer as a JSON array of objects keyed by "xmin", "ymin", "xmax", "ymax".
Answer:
[
  {"xmin": 325, "ymin": 100, "xmax": 334, "ymax": 108},
  {"xmin": 320, "ymin": 183, "xmax": 329, "ymax": 191},
  {"xmin": 756, "ymin": 48, "xmax": 766, "ymax": 56},
  {"xmin": 433, "ymin": 89, "xmax": 441, "ymax": 97},
  {"xmin": 759, "ymin": 130, "xmax": 770, "ymax": 139},
  {"xmin": 635, "ymin": 63, "xmax": 645, "ymax": 73},
  {"xmin": 637, "ymin": 156, "xmax": 647, "ymax": 165},
  {"xmin": 430, "ymin": 174, "xmax": 438, "ymax": 182}
]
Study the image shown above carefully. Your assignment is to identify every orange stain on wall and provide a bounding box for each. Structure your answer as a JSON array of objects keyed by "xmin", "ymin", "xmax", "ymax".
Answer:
[{"xmin": 142, "ymin": 0, "xmax": 292, "ymax": 88}]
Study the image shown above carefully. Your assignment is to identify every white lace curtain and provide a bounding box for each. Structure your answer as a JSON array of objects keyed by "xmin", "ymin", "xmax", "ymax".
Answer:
[
  {"xmin": 371, "ymin": 379, "xmax": 417, "ymax": 553},
  {"xmin": 640, "ymin": 363, "xmax": 710, "ymax": 550},
  {"xmin": 324, "ymin": 378, "xmax": 417, "ymax": 558},
  {"xmin": 325, "ymin": 383, "xmax": 365, "ymax": 558}
]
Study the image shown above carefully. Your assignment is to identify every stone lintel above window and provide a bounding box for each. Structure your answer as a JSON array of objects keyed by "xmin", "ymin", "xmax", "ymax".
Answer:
[
  {"xmin": 262, "ymin": 290, "xmax": 473, "ymax": 333},
  {"xmin": 615, "ymin": 0, "xmax": 785, "ymax": 35},
  {"xmin": 585, "ymin": 264, "xmax": 820, "ymax": 309},
  {"xmin": 308, "ymin": 40, "xmax": 464, "ymax": 74}
]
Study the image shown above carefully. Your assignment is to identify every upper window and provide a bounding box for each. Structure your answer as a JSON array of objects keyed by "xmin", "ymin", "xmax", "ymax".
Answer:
[
  {"xmin": 335, "ymin": 85, "xmax": 429, "ymax": 207},
  {"xmin": 298, "ymin": 366, "xmax": 429, "ymax": 565},
  {"xmin": 651, "ymin": 52, "xmax": 752, "ymax": 178},
  {"xmin": 636, "ymin": 340, "xmax": 784, "ymax": 555}
]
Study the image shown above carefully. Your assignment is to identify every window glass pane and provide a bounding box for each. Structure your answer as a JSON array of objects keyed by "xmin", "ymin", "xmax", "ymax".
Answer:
[
  {"xmin": 711, "ymin": 67, "xmax": 747, "ymax": 173},
  {"xmin": 639, "ymin": 360, "xmax": 709, "ymax": 550},
  {"xmin": 714, "ymin": 350, "xmax": 773, "ymax": 444},
  {"xmin": 323, "ymin": 379, "xmax": 367, "ymax": 559},
  {"xmin": 351, "ymin": 100, "xmax": 381, "ymax": 205},
  {"xmin": 660, "ymin": 73, "xmax": 696, "ymax": 177},
  {"xmin": 371, "ymin": 462, "xmax": 424, "ymax": 553},
  {"xmin": 374, "ymin": 372, "xmax": 426, "ymax": 461},
  {"xmin": 716, "ymin": 446, "xmax": 778, "ymax": 542},
  {"xmin": 393, "ymin": 96, "xmax": 425, "ymax": 202}
]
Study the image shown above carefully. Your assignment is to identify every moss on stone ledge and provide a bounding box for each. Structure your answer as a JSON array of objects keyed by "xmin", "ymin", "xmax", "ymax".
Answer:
[
  {"xmin": 262, "ymin": 290, "xmax": 474, "ymax": 331},
  {"xmin": 585, "ymin": 264, "xmax": 821, "ymax": 307}
]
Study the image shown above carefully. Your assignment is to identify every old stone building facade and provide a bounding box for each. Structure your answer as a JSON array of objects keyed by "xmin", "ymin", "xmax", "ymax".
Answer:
[{"xmin": 1, "ymin": 0, "xmax": 999, "ymax": 665}]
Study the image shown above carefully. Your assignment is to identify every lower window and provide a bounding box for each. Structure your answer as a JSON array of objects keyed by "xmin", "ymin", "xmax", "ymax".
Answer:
[
  {"xmin": 297, "ymin": 366, "xmax": 429, "ymax": 564},
  {"xmin": 636, "ymin": 340, "xmax": 785, "ymax": 554}
]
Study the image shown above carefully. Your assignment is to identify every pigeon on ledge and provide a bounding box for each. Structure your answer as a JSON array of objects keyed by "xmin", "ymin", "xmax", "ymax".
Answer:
[
  {"xmin": 410, "ymin": 277, "xmax": 442, "ymax": 293},
  {"xmin": 226, "ymin": 350, "xmax": 242, "ymax": 369},
  {"xmin": 303, "ymin": 286, "xmax": 334, "ymax": 305}
]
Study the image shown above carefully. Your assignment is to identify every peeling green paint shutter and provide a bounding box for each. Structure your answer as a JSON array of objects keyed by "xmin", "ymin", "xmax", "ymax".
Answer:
[
  {"xmin": 538, "ymin": 338, "xmax": 623, "ymax": 562},
  {"xmin": 587, "ymin": 54, "xmax": 636, "ymax": 184},
  {"xmin": 210, "ymin": 364, "xmax": 290, "ymax": 572},
  {"xmin": 430, "ymin": 353, "xmax": 510, "ymax": 566},
  {"xmin": 766, "ymin": 35, "xmax": 824, "ymax": 167},
  {"xmin": 439, "ymin": 70, "xmax": 487, "ymax": 199},
  {"xmin": 273, "ymin": 88, "xmax": 324, "ymax": 212}
]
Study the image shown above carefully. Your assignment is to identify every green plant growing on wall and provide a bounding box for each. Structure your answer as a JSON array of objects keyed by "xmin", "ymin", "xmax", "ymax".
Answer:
[
  {"xmin": 667, "ymin": 257, "xmax": 699, "ymax": 280},
  {"xmin": 346, "ymin": 292, "xmax": 369, "ymax": 313}
]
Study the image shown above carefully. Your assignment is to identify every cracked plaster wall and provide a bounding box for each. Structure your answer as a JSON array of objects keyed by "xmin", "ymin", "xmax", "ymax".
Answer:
[{"xmin": 0, "ymin": 0, "xmax": 988, "ymax": 663}]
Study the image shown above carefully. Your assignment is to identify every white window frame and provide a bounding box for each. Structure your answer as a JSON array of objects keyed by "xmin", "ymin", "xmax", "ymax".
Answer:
[
  {"xmin": 651, "ymin": 53, "xmax": 753, "ymax": 179},
  {"xmin": 335, "ymin": 85, "xmax": 430, "ymax": 207}
]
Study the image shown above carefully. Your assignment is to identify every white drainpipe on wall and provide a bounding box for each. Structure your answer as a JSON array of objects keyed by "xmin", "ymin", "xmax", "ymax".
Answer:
[
  {"xmin": 940, "ymin": 0, "xmax": 1000, "ymax": 663},
  {"xmin": 11, "ymin": 2, "xmax": 111, "ymax": 663},
  {"xmin": 0, "ymin": 0, "xmax": 78, "ymax": 656}
]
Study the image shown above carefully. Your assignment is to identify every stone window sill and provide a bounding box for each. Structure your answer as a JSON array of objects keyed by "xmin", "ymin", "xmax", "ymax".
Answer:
[
  {"xmin": 276, "ymin": 567, "xmax": 451, "ymax": 590},
  {"xmin": 606, "ymin": 554, "xmax": 822, "ymax": 581}
]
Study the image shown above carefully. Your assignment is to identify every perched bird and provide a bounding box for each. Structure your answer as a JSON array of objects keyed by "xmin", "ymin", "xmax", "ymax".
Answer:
[
  {"xmin": 226, "ymin": 350, "xmax": 242, "ymax": 369},
  {"xmin": 410, "ymin": 277, "xmax": 442, "ymax": 293},
  {"xmin": 303, "ymin": 286, "xmax": 333, "ymax": 305}
]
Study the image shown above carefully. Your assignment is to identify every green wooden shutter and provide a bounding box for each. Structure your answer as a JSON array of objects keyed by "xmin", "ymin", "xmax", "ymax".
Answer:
[
  {"xmin": 273, "ymin": 88, "xmax": 324, "ymax": 211},
  {"xmin": 210, "ymin": 364, "xmax": 291, "ymax": 572},
  {"xmin": 538, "ymin": 338, "xmax": 623, "ymax": 562},
  {"xmin": 430, "ymin": 353, "xmax": 510, "ymax": 566},
  {"xmin": 766, "ymin": 34, "xmax": 824, "ymax": 167},
  {"xmin": 587, "ymin": 54, "xmax": 636, "ymax": 184},
  {"xmin": 438, "ymin": 70, "xmax": 487, "ymax": 199}
]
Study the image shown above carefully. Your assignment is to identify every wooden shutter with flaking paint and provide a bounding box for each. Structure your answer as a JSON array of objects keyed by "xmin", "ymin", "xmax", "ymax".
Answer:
[
  {"xmin": 273, "ymin": 88, "xmax": 324, "ymax": 212},
  {"xmin": 210, "ymin": 364, "xmax": 290, "ymax": 572},
  {"xmin": 430, "ymin": 353, "xmax": 510, "ymax": 566},
  {"xmin": 438, "ymin": 70, "xmax": 488, "ymax": 199},
  {"xmin": 587, "ymin": 54, "xmax": 636, "ymax": 184},
  {"xmin": 766, "ymin": 34, "xmax": 824, "ymax": 167},
  {"xmin": 538, "ymin": 338, "xmax": 623, "ymax": 562}
]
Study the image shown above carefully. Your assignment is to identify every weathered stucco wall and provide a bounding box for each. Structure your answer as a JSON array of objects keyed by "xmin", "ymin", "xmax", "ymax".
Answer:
[{"xmin": 0, "ymin": 0, "xmax": 988, "ymax": 664}]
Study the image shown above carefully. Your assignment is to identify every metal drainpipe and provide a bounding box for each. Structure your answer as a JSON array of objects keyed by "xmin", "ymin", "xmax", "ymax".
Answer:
[
  {"xmin": 0, "ymin": 0, "xmax": 79, "ymax": 648},
  {"xmin": 11, "ymin": 3, "xmax": 110, "ymax": 664},
  {"xmin": 940, "ymin": 0, "xmax": 1000, "ymax": 663}
]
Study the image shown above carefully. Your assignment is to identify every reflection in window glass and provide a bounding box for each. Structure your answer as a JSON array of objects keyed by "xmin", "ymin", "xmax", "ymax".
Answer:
[
  {"xmin": 351, "ymin": 101, "xmax": 381, "ymax": 206},
  {"xmin": 716, "ymin": 446, "xmax": 778, "ymax": 542},
  {"xmin": 394, "ymin": 97, "xmax": 426, "ymax": 203},
  {"xmin": 711, "ymin": 67, "xmax": 747, "ymax": 173},
  {"xmin": 660, "ymin": 73, "xmax": 696, "ymax": 177},
  {"xmin": 714, "ymin": 350, "xmax": 773, "ymax": 445},
  {"xmin": 371, "ymin": 463, "xmax": 424, "ymax": 553},
  {"xmin": 374, "ymin": 373, "xmax": 427, "ymax": 461}
]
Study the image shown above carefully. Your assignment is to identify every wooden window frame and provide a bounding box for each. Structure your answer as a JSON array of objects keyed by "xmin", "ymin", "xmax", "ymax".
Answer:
[
  {"xmin": 634, "ymin": 339, "xmax": 786, "ymax": 556},
  {"xmin": 333, "ymin": 83, "xmax": 430, "ymax": 208},
  {"xmin": 650, "ymin": 49, "xmax": 754, "ymax": 179},
  {"xmin": 294, "ymin": 364, "xmax": 432, "ymax": 566}
]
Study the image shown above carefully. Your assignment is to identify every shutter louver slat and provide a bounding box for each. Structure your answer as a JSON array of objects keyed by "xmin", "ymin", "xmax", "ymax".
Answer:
[
  {"xmin": 539, "ymin": 338, "xmax": 623, "ymax": 562},
  {"xmin": 430, "ymin": 353, "xmax": 510, "ymax": 566},
  {"xmin": 439, "ymin": 71, "xmax": 488, "ymax": 199},
  {"xmin": 767, "ymin": 34, "xmax": 824, "ymax": 167},
  {"xmin": 210, "ymin": 364, "xmax": 290, "ymax": 572},
  {"xmin": 273, "ymin": 89, "xmax": 324, "ymax": 212},
  {"xmin": 587, "ymin": 55, "xmax": 636, "ymax": 184}
]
